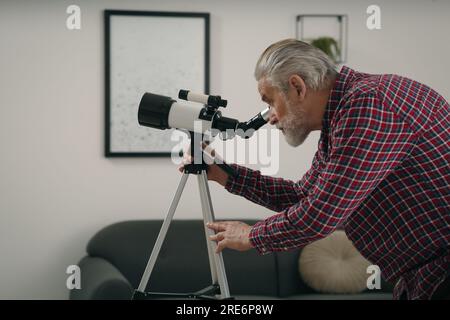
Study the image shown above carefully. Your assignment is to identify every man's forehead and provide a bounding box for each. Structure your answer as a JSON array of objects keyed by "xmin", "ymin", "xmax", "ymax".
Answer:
[{"xmin": 258, "ymin": 78, "xmax": 272, "ymax": 95}]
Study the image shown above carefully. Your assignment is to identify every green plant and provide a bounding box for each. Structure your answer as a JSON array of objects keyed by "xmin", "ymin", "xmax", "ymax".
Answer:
[{"xmin": 310, "ymin": 36, "xmax": 341, "ymax": 63}]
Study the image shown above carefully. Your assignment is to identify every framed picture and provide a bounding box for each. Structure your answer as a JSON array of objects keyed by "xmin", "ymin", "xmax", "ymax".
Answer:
[
  {"xmin": 104, "ymin": 10, "xmax": 210, "ymax": 157},
  {"xmin": 296, "ymin": 14, "xmax": 348, "ymax": 64}
]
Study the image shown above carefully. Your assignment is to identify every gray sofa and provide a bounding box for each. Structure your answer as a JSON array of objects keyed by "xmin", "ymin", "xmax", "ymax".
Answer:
[{"xmin": 70, "ymin": 219, "xmax": 393, "ymax": 300}]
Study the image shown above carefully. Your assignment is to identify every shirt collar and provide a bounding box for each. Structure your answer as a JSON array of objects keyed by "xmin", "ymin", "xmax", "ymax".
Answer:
[{"xmin": 322, "ymin": 65, "xmax": 355, "ymax": 132}]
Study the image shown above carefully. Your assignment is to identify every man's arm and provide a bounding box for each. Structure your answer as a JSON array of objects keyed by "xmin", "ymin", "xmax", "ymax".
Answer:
[
  {"xmin": 224, "ymin": 152, "xmax": 323, "ymax": 212},
  {"xmin": 249, "ymin": 92, "xmax": 418, "ymax": 254}
]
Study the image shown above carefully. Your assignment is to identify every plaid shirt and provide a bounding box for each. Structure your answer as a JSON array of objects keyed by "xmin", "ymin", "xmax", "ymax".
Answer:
[{"xmin": 225, "ymin": 66, "xmax": 450, "ymax": 300}]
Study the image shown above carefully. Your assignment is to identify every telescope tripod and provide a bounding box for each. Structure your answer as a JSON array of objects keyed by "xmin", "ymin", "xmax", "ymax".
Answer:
[{"xmin": 132, "ymin": 137, "xmax": 233, "ymax": 300}]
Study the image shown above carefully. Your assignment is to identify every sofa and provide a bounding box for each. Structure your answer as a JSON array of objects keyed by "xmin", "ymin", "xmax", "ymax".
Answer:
[{"xmin": 70, "ymin": 219, "xmax": 393, "ymax": 300}]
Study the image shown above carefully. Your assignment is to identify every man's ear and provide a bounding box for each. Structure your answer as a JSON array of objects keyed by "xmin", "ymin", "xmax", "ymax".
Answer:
[{"xmin": 288, "ymin": 75, "xmax": 307, "ymax": 101}]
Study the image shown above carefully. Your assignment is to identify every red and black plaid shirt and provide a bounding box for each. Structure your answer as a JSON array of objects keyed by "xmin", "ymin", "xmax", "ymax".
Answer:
[{"xmin": 225, "ymin": 66, "xmax": 449, "ymax": 300}]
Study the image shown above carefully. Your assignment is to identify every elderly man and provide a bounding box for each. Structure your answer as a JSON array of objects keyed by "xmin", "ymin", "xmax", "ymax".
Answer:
[{"xmin": 182, "ymin": 39, "xmax": 449, "ymax": 300}]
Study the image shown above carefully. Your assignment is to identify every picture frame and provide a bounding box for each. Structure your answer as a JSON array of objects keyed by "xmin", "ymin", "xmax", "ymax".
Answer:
[
  {"xmin": 296, "ymin": 14, "xmax": 348, "ymax": 64},
  {"xmin": 104, "ymin": 10, "xmax": 210, "ymax": 157}
]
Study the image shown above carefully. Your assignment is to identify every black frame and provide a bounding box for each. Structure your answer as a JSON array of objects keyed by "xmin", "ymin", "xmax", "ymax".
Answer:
[
  {"xmin": 104, "ymin": 10, "xmax": 210, "ymax": 157},
  {"xmin": 296, "ymin": 14, "xmax": 348, "ymax": 64}
]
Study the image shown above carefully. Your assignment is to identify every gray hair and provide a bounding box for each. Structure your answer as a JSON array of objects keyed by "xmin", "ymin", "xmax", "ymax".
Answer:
[{"xmin": 254, "ymin": 39, "xmax": 338, "ymax": 92}]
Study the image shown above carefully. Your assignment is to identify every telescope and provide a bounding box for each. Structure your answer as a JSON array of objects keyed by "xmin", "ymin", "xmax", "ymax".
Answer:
[
  {"xmin": 134, "ymin": 91, "xmax": 271, "ymax": 300},
  {"xmin": 138, "ymin": 90, "xmax": 270, "ymax": 140}
]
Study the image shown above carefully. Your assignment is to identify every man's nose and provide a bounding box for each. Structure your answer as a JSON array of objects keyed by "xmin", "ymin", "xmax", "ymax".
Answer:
[{"xmin": 269, "ymin": 112, "xmax": 278, "ymax": 125}]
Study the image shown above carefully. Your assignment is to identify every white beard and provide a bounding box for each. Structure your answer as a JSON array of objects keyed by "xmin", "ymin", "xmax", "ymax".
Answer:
[{"xmin": 277, "ymin": 100, "xmax": 310, "ymax": 147}]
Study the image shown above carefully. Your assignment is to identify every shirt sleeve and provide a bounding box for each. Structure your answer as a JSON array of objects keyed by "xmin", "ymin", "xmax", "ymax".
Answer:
[
  {"xmin": 224, "ymin": 150, "xmax": 323, "ymax": 212},
  {"xmin": 249, "ymin": 92, "xmax": 419, "ymax": 254}
]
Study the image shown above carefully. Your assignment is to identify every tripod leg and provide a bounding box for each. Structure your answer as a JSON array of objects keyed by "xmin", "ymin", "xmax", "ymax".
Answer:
[
  {"xmin": 137, "ymin": 173, "xmax": 189, "ymax": 292},
  {"xmin": 198, "ymin": 172, "xmax": 231, "ymax": 299},
  {"xmin": 197, "ymin": 174, "xmax": 218, "ymax": 284}
]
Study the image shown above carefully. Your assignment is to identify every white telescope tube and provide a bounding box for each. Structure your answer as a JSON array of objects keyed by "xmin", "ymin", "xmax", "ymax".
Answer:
[{"xmin": 167, "ymin": 102, "xmax": 212, "ymax": 133}]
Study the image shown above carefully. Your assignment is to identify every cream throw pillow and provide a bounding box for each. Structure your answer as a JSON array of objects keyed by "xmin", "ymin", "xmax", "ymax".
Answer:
[{"xmin": 299, "ymin": 230, "xmax": 371, "ymax": 294}]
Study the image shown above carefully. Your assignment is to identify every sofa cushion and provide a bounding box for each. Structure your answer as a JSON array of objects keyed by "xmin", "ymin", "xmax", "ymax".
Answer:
[{"xmin": 298, "ymin": 230, "xmax": 371, "ymax": 294}]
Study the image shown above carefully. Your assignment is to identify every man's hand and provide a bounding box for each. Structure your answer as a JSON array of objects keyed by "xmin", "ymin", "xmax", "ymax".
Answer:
[{"xmin": 206, "ymin": 221, "xmax": 254, "ymax": 253}]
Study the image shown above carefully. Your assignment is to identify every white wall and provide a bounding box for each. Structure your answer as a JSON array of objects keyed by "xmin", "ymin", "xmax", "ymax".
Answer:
[{"xmin": 0, "ymin": 0, "xmax": 448, "ymax": 299}]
